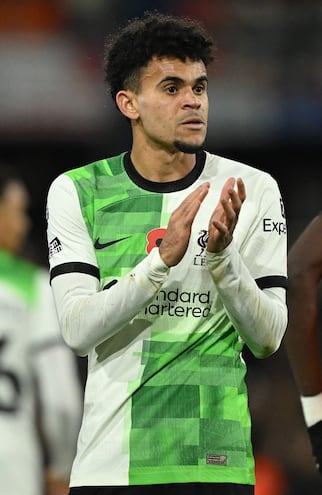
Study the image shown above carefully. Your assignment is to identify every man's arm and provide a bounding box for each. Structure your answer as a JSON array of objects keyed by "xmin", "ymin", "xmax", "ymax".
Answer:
[
  {"xmin": 34, "ymin": 344, "xmax": 82, "ymax": 495},
  {"xmin": 206, "ymin": 177, "xmax": 288, "ymax": 359},
  {"xmin": 285, "ymin": 213, "xmax": 322, "ymax": 396},
  {"xmin": 31, "ymin": 270, "xmax": 83, "ymax": 492},
  {"xmin": 284, "ymin": 213, "xmax": 322, "ymax": 473},
  {"xmin": 47, "ymin": 175, "xmax": 210, "ymax": 356}
]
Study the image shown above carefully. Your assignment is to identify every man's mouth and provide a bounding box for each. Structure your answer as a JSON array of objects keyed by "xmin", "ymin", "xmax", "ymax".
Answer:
[{"xmin": 181, "ymin": 117, "xmax": 204, "ymax": 128}]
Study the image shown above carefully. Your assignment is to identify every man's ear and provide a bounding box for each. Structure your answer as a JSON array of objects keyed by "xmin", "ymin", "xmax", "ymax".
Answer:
[{"xmin": 115, "ymin": 91, "xmax": 139, "ymax": 120}]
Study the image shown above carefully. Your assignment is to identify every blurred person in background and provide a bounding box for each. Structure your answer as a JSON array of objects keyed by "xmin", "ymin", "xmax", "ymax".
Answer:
[
  {"xmin": 46, "ymin": 12, "xmax": 287, "ymax": 495},
  {"xmin": 285, "ymin": 213, "xmax": 322, "ymax": 476},
  {"xmin": 0, "ymin": 164, "xmax": 83, "ymax": 495}
]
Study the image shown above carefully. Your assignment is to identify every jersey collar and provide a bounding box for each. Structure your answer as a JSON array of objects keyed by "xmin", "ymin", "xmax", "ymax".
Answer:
[{"xmin": 123, "ymin": 150, "xmax": 206, "ymax": 193}]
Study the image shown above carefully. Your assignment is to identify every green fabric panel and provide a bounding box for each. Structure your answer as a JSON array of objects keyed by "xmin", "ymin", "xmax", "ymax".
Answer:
[{"xmin": 0, "ymin": 250, "xmax": 38, "ymax": 306}]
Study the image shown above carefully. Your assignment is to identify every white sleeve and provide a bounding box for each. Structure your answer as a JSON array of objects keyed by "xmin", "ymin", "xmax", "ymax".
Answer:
[
  {"xmin": 29, "ymin": 268, "xmax": 65, "ymax": 344},
  {"xmin": 301, "ymin": 393, "xmax": 322, "ymax": 427},
  {"xmin": 30, "ymin": 269, "xmax": 83, "ymax": 478},
  {"xmin": 33, "ymin": 346, "xmax": 83, "ymax": 478},
  {"xmin": 47, "ymin": 174, "xmax": 170, "ymax": 357},
  {"xmin": 47, "ymin": 174, "xmax": 98, "ymax": 269},
  {"xmin": 206, "ymin": 242, "xmax": 287, "ymax": 359},
  {"xmin": 51, "ymin": 248, "xmax": 169, "ymax": 356}
]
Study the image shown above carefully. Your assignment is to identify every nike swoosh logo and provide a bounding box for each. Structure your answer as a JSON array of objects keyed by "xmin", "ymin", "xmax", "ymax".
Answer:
[{"xmin": 94, "ymin": 236, "xmax": 130, "ymax": 250}]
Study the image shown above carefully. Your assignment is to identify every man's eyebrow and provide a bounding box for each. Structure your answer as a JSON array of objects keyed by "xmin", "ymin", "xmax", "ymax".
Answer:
[{"xmin": 158, "ymin": 75, "xmax": 209, "ymax": 85}]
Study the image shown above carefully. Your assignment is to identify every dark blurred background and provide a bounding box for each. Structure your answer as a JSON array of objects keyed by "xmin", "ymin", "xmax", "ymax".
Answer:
[{"xmin": 1, "ymin": 1, "xmax": 321, "ymax": 493}]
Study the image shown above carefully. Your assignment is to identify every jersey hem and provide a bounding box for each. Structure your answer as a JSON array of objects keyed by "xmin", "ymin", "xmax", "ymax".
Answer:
[{"xmin": 70, "ymin": 467, "xmax": 255, "ymax": 487}]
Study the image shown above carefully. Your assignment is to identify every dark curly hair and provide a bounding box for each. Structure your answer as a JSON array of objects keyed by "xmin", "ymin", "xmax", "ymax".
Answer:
[{"xmin": 104, "ymin": 11, "xmax": 216, "ymax": 103}]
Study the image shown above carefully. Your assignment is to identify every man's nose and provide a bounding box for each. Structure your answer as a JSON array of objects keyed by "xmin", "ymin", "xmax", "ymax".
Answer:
[{"xmin": 183, "ymin": 89, "xmax": 201, "ymax": 108}]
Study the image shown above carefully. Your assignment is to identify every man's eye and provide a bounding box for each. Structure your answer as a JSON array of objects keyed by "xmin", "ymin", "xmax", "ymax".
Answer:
[
  {"xmin": 166, "ymin": 86, "xmax": 177, "ymax": 94},
  {"xmin": 195, "ymin": 85, "xmax": 205, "ymax": 94}
]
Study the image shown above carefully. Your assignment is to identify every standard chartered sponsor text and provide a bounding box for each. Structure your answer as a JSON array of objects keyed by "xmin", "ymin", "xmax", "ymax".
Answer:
[{"xmin": 144, "ymin": 289, "xmax": 211, "ymax": 317}]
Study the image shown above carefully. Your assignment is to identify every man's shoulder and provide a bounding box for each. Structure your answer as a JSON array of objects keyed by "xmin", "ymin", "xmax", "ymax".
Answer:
[
  {"xmin": 48, "ymin": 152, "xmax": 127, "ymax": 200},
  {"xmin": 205, "ymin": 151, "xmax": 275, "ymax": 183},
  {"xmin": 64, "ymin": 152, "xmax": 126, "ymax": 181},
  {"xmin": 0, "ymin": 250, "xmax": 38, "ymax": 277},
  {"xmin": 0, "ymin": 252, "xmax": 41, "ymax": 305}
]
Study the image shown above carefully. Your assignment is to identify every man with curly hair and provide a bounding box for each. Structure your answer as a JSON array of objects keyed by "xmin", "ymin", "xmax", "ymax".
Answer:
[{"xmin": 46, "ymin": 12, "xmax": 288, "ymax": 495}]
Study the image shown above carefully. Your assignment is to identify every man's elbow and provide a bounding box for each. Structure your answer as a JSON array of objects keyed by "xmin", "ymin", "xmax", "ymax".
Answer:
[
  {"xmin": 252, "ymin": 342, "xmax": 279, "ymax": 359},
  {"xmin": 249, "ymin": 325, "xmax": 286, "ymax": 359},
  {"xmin": 60, "ymin": 316, "xmax": 90, "ymax": 357}
]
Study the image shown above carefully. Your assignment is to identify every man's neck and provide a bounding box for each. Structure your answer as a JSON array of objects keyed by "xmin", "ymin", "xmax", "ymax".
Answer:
[{"xmin": 130, "ymin": 147, "xmax": 196, "ymax": 183}]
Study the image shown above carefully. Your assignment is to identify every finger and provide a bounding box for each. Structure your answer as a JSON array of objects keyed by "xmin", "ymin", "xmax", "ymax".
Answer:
[
  {"xmin": 176, "ymin": 183, "xmax": 210, "ymax": 221},
  {"xmin": 227, "ymin": 189, "xmax": 242, "ymax": 215},
  {"xmin": 227, "ymin": 178, "xmax": 246, "ymax": 216},
  {"xmin": 219, "ymin": 177, "xmax": 236, "ymax": 202},
  {"xmin": 237, "ymin": 177, "xmax": 246, "ymax": 202},
  {"xmin": 184, "ymin": 182, "xmax": 210, "ymax": 205},
  {"xmin": 221, "ymin": 196, "xmax": 236, "ymax": 227},
  {"xmin": 212, "ymin": 216, "xmax": 229, "ymax": 234}
]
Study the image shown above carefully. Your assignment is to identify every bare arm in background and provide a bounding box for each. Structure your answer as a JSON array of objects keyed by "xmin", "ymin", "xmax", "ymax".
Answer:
[{"xmin": 285, "ymin": 213, "xmax": 322, "ymax": 473}]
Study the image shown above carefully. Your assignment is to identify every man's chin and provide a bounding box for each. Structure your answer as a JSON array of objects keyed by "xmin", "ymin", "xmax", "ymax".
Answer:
[{"xmin": 174, "ymin": 140, "xmax": 204, "ymax": 154}]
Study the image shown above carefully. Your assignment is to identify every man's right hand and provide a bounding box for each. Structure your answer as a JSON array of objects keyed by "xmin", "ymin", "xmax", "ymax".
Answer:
[{"xmin": 159, "ymin": 182, "xmax": 210, "ymax": 267}]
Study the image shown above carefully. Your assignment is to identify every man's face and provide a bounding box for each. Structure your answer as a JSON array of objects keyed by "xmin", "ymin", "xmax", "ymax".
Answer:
[
  {"xmin": 0, "ymin": 181, "xmax": 30, "ymax": 254},
  {"xmin": 132, "ymin": 56, "xmax": 209, "ymax": 153}
]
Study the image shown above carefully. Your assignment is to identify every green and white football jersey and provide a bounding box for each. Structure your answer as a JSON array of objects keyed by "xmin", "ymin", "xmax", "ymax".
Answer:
[
  {"xmin": 0, "ymin": 251, "xmax": 45, "ymax": 495},
  {"xmin": 0, "ymin": 250, "xmax": 82, "ymax": 495},
  {"xmin": 47, "ymin": 150, "xmax": 287, "ymax": 487}
]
